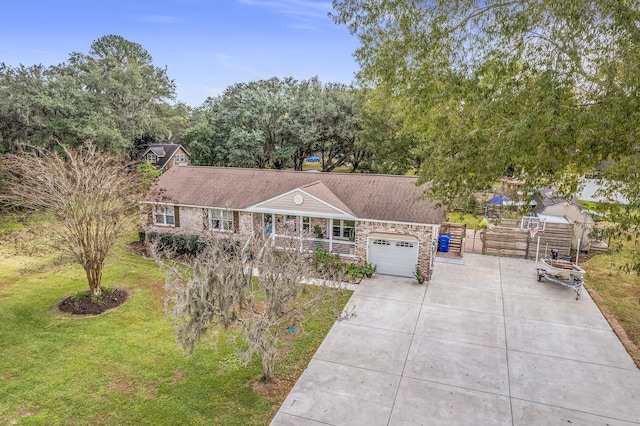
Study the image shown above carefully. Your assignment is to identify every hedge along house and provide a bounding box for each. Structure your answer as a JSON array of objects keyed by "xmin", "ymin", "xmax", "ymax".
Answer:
[{"xmin": 144, "ymin": 167, "xmax": 445, "ymax": 279}]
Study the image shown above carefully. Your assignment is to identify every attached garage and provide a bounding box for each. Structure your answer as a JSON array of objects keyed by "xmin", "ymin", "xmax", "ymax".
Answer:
[{"xmin": 367, "ymin": 233, "xmax": 419, "ymax": 278}]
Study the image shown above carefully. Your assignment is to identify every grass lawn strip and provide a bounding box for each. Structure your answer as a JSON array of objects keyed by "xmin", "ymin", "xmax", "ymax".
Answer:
[
  {"xmin": 0, "ymin": 219, "xmax": 350, "ymax": 425},
  {"xmin": 585, "ymin": 242, "xmax": 640, "ymax": 367}
]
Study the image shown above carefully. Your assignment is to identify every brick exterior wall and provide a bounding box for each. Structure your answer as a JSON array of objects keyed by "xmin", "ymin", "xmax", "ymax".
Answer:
[
  {"xmin": 355, "ymin": 220, "xmax": 437, "ymax": 281},
  {"xmin": 143, "ymin": 205, "xmax": 438, "ymax": 280},
  {"xmin": 144, "ymin": 206, "xmax": 252, "ymax": 238},
  {"xmin": 144, "ymin": 205, "xmax": 206, "ymax": 235},
  {"xmin": 237, "ymin": 212, "xmax": 253, "ymax": 239},
  {"xmin": 309, "ymin": 217, "xmax": 329, "ymax": 238}
]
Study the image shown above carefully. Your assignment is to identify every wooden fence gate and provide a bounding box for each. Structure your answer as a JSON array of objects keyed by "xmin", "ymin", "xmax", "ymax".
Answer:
[{"xmin": 440, "ymin": 222, "xmax": 466, "ymax": 257}]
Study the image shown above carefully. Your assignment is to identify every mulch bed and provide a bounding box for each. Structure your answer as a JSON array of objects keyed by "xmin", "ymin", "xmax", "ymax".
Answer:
[{"xmin": 58, "ymin": 288, "xmax": 129, "ymax": 315}]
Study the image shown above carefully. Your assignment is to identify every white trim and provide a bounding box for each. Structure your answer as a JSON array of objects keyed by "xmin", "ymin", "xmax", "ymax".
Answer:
[
  {"xmin": 254, "ymin": 208, "xmax": 355, "ymax": 220},
  {"xmin": 153, "ymin": 204, "xmax": 175, "ymax": 226},
  {"xmin": 246, "ymin": 188, "xmax": 356, "ymax": 219},
  {"xmin": 208, "ymin": 208, "xmax": 234, "ymax": 232},
  {"xmin": 368, "ymin": 232, "xmax": 419, "ymax": 242},
  {"xmin": 173, "ymin": 153, "xmax": 187, "ymax": 165},
  {"xmin": 331, "ymin": 218, "xmax": 356, "ymax": 242}
]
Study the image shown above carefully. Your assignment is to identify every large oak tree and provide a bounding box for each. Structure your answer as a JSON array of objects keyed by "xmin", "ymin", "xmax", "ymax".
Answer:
[
  {"xmin": 332, "ymin": 0, "xmax": 640, "ymax": 203},
  {"xmin": 184, "ymin": 77, "xmax": 367, "ymax": 171},
  {"xmin": 0, "ymin": 35, "xmax": 181, "ymax": 154}
]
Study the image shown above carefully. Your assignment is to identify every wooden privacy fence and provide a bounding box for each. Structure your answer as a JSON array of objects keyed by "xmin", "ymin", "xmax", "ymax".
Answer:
[
  {"xmin": 440, "ymin": 222, "xmax": 466, "ymax": 257},
  {"xmin": 482, "ymin": 221, "xmax": 573, "ymax": 260}
]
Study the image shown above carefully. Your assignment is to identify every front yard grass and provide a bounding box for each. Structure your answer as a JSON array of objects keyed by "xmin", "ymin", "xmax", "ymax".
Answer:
[
  {"xmin": 0, "ymin": 220, "xmax": 350, "ymax": 425},
  {"xmin": 585, "ymin": 242, "xmax": 640, "ymax": 367}
]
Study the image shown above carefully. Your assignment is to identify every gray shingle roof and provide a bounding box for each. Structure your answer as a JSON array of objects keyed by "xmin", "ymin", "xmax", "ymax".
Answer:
[
  {"xmin": 150, "ymin": 166, "xmax": 444, "ymax": 225},
  {"xmin": 141, "ymin": 144, "xmax": 185, "ymax": 169}
]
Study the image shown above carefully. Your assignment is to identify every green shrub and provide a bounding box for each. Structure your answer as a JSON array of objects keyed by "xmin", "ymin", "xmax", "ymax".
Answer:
[
  {"xmin": 143, "ymin": 232, "xmax": 206, "ymax": 256},
  {"xmin": 312, "ymin": 248, "xmax": 342, "ymax": 270},
  {"xmin": 345, "ymin": 263, "xmax": 363, "ymax": 278},
  {"xmin": 362, "ymin": 263, "xmax": 377, "ymax": 276}
]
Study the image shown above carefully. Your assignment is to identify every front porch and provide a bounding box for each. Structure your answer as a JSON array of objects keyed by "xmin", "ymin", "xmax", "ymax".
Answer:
[{"xmin": 255, "ymin": 213, "xmax": 356, "ymax": 258}]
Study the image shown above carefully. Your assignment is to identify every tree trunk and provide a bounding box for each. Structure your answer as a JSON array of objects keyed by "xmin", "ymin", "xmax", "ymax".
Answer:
[
  {"xmin": 85, "ymin": 260, "xmax": 104, "ymax": 296},
  {"xmin": 261, "ymin": 343, "xmax": 277, "ymax": 382}
]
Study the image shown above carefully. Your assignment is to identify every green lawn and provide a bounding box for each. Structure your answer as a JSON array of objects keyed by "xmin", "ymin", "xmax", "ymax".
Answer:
[
  {"xmin": 0, "ymin": 221, "xmax": 350, "ymax": 425},
  {"xmin": 585, "ymin": 242, "xmax": 640, "ymax": 367},
  {"xmin": 445, "ymin": 212, "xmax": 483, "ymax": 229},
  {"xmin": 301, "ymin": 161, "xmax": 352, "ymax": 173}
]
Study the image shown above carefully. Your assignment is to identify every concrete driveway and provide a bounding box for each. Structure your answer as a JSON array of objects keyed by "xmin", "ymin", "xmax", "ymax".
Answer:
[{"xmin": 271, "ymin": 254, "xmax": 640, "ymax": 425}]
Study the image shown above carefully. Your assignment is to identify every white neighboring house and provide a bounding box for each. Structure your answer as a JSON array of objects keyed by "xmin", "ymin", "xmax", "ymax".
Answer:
[{"xmin": 578, "ymin": 178, "xmax": 629, "ymax": 205}]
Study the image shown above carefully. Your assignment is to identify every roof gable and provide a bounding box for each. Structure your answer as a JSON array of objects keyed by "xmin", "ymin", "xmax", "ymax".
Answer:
[
  {"xmin": 248, "ymin": 186, "xmax": 355, "ymax": 219},
  {"xmin": 299, "ymin": 181, "xmax": 355, "ymax": 215},
  {"xmin": 141, "ymin": 144, "xmax": 190, "ymax": 169}
]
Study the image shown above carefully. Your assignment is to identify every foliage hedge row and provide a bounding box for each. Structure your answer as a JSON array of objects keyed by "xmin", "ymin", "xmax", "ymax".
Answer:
[
  {"xmin": 312, "ymin": 248, "xmax": 376, "ymax": 279},
  {"xmin": 141, "ymin": 232, "xmax": 244, "ymax": 258},
  {"xmin": 142, "ymin": 232, "xmax": 207, "ymax": 256}
]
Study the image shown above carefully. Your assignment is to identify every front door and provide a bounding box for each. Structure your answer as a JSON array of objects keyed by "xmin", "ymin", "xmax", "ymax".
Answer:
[{"xmin": 263, "ymin": 213, "xmax": 274, "ymax": 237}]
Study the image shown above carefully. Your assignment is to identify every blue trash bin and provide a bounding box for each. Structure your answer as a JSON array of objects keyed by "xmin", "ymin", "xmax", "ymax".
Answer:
[{"xmin": 438, "ymin": 235, "xmax": 450, "ymax": 253}]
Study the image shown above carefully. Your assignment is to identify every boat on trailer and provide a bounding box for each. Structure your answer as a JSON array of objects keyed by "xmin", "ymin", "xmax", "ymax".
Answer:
[{"xmin": 536, "ymin": 257, "xmax": 585, "ymax": 300}]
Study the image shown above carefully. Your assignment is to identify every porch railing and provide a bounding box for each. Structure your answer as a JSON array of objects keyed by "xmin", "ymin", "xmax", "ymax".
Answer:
[{"xmin": 272, "ymin": 235, "xmax": 355, "ymax": 257}]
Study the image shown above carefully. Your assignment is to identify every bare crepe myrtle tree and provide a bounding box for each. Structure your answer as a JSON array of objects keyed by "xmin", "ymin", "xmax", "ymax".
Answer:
[
  {"xmin": 1, "ymin": 142, "xmax": 147, "ymax": 296},
  {"xmin": 158, "ymin": 230, "xmax": 348, "ymax": 381}
]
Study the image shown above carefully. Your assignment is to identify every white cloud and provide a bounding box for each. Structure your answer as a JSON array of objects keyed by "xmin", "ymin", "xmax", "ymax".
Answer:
[
  {"xmin": 289, "ymin": 24, "xmax": 320, "ymax": 31},
  {"xmin": 237, "ymin": 0, "xmax": 333, "ymax": 20}
]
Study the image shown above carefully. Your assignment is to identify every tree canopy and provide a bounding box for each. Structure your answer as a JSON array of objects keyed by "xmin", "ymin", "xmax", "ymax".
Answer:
[
  {"xmin": 0, "ymin": 35, "xmax": 182, "ymax": 155},
  {"xmin": 184, "ymin": 77, "xmax": 367, "ymax": 171},
  {"xmin": 332, "ymin": 0, "xmax": 640, "ymax": 205}
]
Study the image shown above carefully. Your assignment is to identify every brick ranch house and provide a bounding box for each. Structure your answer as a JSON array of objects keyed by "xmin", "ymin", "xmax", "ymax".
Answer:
[{"xmin": 143, "ymin": 166, "xmax": 445, "ymax": 279}]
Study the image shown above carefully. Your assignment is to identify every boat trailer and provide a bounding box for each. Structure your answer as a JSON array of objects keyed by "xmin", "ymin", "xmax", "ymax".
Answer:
[{"xmin": 536, "ymin": 249, "xmax": 585, "ymax": 300}]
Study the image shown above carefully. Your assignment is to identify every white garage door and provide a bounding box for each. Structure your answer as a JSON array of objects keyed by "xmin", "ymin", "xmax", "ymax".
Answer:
[{"xmin": 367, "ymin": 236, "xmax": 419, "ymax": 278}]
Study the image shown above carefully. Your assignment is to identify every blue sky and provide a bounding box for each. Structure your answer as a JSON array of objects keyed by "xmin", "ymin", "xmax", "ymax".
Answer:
[{"xmin": 0, "ymin": 0, "xmax": 359, "ymax": 106}]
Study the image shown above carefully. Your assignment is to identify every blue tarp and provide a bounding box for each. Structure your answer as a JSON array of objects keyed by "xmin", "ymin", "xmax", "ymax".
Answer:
[{"xmin": 488, "ymin": 194, "xmax": 511, "ymax": 205}]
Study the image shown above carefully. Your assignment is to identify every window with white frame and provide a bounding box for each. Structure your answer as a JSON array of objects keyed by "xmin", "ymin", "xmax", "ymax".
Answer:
[
  {"xmin": 173, "ymin": 153, "xmax": 186, "ymax": 165},
  {"xmin": 302, "ymin": 216, "xmax": 310, "ymax": 233},
  {"xmin": 154, "ymin": 205, "xmax": 174, "ymax": 226},
  {"xmin": 332, "ymin": 219, "xmax": 355, "ymax": 241},
  {"xmin": 209, "ymin": 209, "xmax": 233, "ymax": 231},
  {"xmin": 146, "ymin": 153, "xmax": 158, "ymax": 163}
]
